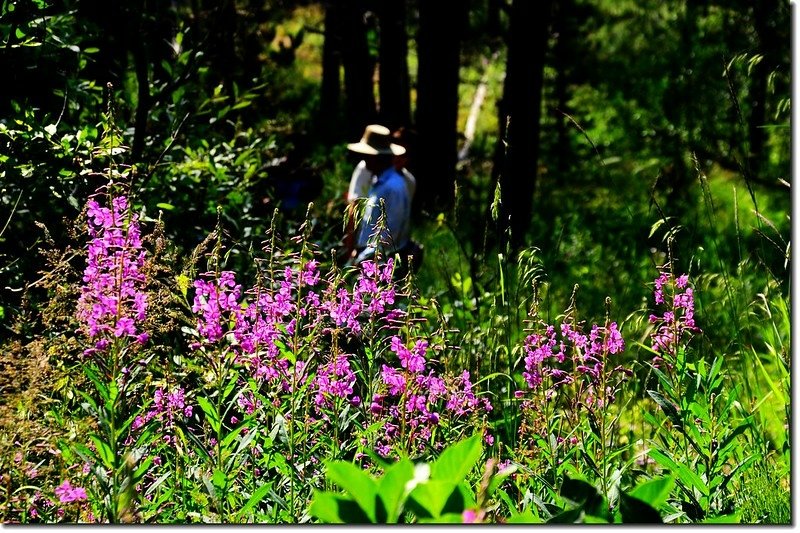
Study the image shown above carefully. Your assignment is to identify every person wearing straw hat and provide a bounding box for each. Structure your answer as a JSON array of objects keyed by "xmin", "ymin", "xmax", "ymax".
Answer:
[
  {"xmin": 346, "ymin": 124, "xmax": 412, "ymax": 266},
  {"xmin": 347, "ymin": 127, "xmax": 417, "ymax": 205}
]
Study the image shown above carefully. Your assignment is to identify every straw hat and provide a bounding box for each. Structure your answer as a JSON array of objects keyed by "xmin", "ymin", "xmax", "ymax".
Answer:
[{"xmin": 347, "ymin": 124, "xmax": 406, "ymax": 156}]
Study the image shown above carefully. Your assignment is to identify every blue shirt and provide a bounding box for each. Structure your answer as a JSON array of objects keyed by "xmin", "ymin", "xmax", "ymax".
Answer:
[{"xmin": 355, "ymin": 166, "xmax": 411, "ymax": 260}]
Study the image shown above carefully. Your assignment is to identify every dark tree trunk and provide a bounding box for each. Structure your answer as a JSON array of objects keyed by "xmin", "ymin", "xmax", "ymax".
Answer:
[
  {"xmin": 376, "ymin": 0, "xmax": 411, "ymax": 130},
  {"xmin": 487, "ymin": 0, "xmax": 503, "ymax": 37},
  {"xmin": 497, "ymin": 0, "xmax": 552, "ymax": 251},
  {"xmin": 204, "ymin": 0, "xmax": 239, "ymax": 96},
  {"xmin": 341, "ymin": 0, "xmax": 377, "ymax": 140},
  {"xmin": 320, "ymin": 0, "xmax": 343, "ymax": 141},
  {"xmin": 415, "ymin": 0, "xmax": 466, "ymax": 211},
  {"xmin": 662, "ymin": 0, "xmax": 696, "ymax": 207}
]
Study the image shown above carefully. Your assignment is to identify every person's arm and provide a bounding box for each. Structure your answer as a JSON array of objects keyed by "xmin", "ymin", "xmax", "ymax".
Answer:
[{"xmin": 347, "ymin": 161, "xmax": 370, "ymax": 203}]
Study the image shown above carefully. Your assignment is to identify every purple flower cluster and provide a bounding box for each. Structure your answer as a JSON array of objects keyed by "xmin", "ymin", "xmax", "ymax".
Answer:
[
  {"xmin": 313, "ymin": 353, "xmax": 358, "ymax": 410},
  {"xmin": 132, "ymin": 385, "xmax": 192, "ymax": 434},
  {"xmin": 515, "ymin": 315, "xmax": 631, "ymax": 452},
  {"xmin": 192, "ymin": 271, "xmax": 243, "ymax": 344},
  {"xmin": 237, "ymin": 391, "xmax": 263, "ymax": 415},
  {"xmin": 521, "ymin": 320, "xmax": 626, "ymax": 393},
  {"xmin": 190, "ymin": 258, "xmax": 403, "ymax": 392},
  {"xmin": 77, "ymin": 194, "xmax": 148, "ymax": 355},
  {"xmin": 186, "ymin": 255, "xmax": 493, "ymax": 457},
  {"xmin": 54, "ymin": 480, "xmax": 87, "ymax": 504},
  {"xmin": 322, "ymin": 259, "xmax": 397, "ymax": 335},
  {"xmin": 649, "ymin": 271, "xmax": 700, "ymax": 361},
  {"xmin": 370, "ymin": 337, "xmax": 493, "ymax": 457}
]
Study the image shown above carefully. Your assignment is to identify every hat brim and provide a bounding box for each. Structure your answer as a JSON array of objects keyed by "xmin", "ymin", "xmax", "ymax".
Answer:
[{"xmin": 347, "ymin": 142, "xmax": 406, "ymax": 156}]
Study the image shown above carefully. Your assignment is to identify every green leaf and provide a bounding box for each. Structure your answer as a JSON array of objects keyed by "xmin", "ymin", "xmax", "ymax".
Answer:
[
  {"xmin": 309, "ymin": 491, "xmax": 347, "ymax": 523},
  {"xmin": 325, "ymin": 461, "xmax": 378, "ymax": 522},
  {"xmin": 716, "ymin": 423, "xmax": 749, "ymax": 461},
  {"xmin": 719, "ymin": 454, "xmax": 758, "ymax": 493},
  {"xmin": 648, "ymin": 449, "xmax": 708, "ymax": 497},
  {"xmin": 81, "ymin": 364, "xmax": 108, "ymax": 404},
  {"xmin": 156, "ymin": 202, "xmax": 174, "ymax": 211},
  {"xmin": 179, "ymin": 421, "xmax": 213, "ymax": 460},
  {"xmin": 507, "ymin": 509, "xmax": 542, "ymax": 523},
  {"xmin": 88, "ymin": 435, "xmax": 115, "ymax": 470},
  {"xmin": 377, "ymin": 457, "xmax": 414, "ymax": 523},
  {"xmin": 487, "ymin": 462, "xmax": 517, "ymax": 497},
  {"xmin": 701, "ymin": 513, "xmax": 740, "ymax": 524},
  {"xmin": 419, "ymin": 512, "xmax": 463, "ymax": 523},
  {"xmin": 310, "ymin": 491, "xmax": 371, "ymax": 523},
  {"xmin": 234, "ymin": 482, "xmax": 273, "ymax": 521},
  {"xmin": 559, "ymin": 477, "xmax": 598, "ymax": 506},
  {"xmin": 583, "ymin": 514, "xmax": 611, "ymax": 523},
  {"xmin": 547, "ymin": 507, "xmax": 584, "ymax": 523},
  {"xmin": 647, "ymin": 390, "xmax": 682, "ymax": 428},
  {"xmin": 212, "ymin": 468, "xmax": 227, "ymax": 491},
  {"xmin": 648, "ymin": 366, "xmax": 676, "ymax": 397},
  {"xmin": 559, "ymin": 477, "xmax": 610, "ymax": 520},
  {"xmin": 408, "ymin": 479, "xmax": 458, "ymax": 518},
  {"xmin": 430, "ymin": 434, "xmax": 482, "ymax": 483},
  {"xmin": 618, "ymin": 492, "xmax": 663, "ymax": 523},
  {"xmin": 628, "ymin": 475, "xmax": 674, "ymax": 508},
  {"xmin": 688, "ymin": 401, "xmax": 710, "ymax": 425},
  {"xmin": 197, "ymin": 396, "xmax": 221, "ymax": 434}
]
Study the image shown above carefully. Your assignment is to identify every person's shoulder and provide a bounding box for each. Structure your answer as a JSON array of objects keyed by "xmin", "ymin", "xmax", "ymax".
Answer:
[{"xmin": 388, "ymin": 167, "xmax": 407, "ymax": 183}]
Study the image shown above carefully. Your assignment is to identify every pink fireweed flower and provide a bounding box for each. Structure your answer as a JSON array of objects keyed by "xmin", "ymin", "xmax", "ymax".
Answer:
[
  {"xmin": 301, "ymin": 260, "xmax": 320, "ymax": 286},
  {"xmin": 77, "ymin": 192, "xmax": 148, "ymax": 354},
  {"xmin": 522, "ymin": 326, "xmax": 561, "ymax": 390},
  {"xmin": 462, "ymin": 509, "xmax": 479, "ymax": 523},
  {"xmin": 605, "ymin": 322, "xmax": 624, "ymax": 354},
  {"xmin": 381, "ymin": 365, "xmax": 407, "ymax": 395},
  {"xmin": 237, "ymin": 391, "xmax": 263, "ymax": 415},
  {"xmin": 391, "ymin": 336, "xmax": 427, "ymax": 373},
  {"xmin": 520, "ymin": 318, "xmax": 627, "ymax": 397},
  {"xmin": 649, "ymin": 271, "xmax": 700, "ymax": 359},
  {"xmin": 371, "ymin": 359, "xmax": 492, "ymax": 457},
  {"xmin": 313, "ymin": 354, "xmax": 357, "ymax": 410},
  {"xmin": 192, "ymin": 271, "xmax": 243, "ymax": 344},
  {"xmin": 135, "ymin": 385, "xmax": 193, "ymax": 431},
  {"xmin": 54, "ymin": 480, "xmax": 87, "ymax": 504}
]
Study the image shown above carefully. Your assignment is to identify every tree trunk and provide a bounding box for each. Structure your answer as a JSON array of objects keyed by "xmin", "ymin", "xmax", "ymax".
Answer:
[
  {"xmin": 497, "ymin": 0, "xmax": 552, "ymax": 251},
  {"xmin": 487, "ymin": 0, "xmax": 502, "ymax": 36},
  {"xmin": 341, "ymin": 0, "xmax": 377, "ymax": 140},
  {"xmin": 320, "ymin": 0, "xmax": 343, "ymax": 141},
  {"xmin": 415, "ymin": 0, "xmax": 466, "ymax": 211},
  {"xmin": 376, "ymin": 0, "xmax": 411, "ymax": 130}
]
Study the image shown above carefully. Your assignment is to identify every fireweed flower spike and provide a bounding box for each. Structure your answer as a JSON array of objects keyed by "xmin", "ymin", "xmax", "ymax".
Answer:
[
  {"xmin": 370, "ymin": 336, "xmax": 493, "ymax": 457},
  {"xmin": 77, "ymin": 192, "xmax": 148, "ymax": 355},
  {"xmin": 649, "ymin": 271, "xmax": 700, "ymax": 362},
  {"xmin": 192, "ymin": 271, "xmax": 243, "ymax": 345}
]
